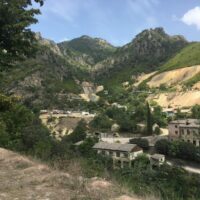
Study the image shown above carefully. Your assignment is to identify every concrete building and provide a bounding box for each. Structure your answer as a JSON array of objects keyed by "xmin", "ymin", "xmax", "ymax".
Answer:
[
  {"xmin": 168, "ymin": 119, "xmax": 200, "ymax": 147},
  {"xmin": 93, "ymin": 142, "xmax": 143, "ymax": 168}
]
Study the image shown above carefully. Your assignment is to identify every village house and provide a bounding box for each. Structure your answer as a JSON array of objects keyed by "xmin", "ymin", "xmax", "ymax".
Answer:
[
  {"xmin": 168, "ymin": 119, "xmax": 200, "ymax": 147},
  {"xmin": 150, "ymin": 154, "xmax": 165, "ymax": 167},
  {"xmin": 93, "ymin": 142, "xmax": 143, "ymax": 168}
]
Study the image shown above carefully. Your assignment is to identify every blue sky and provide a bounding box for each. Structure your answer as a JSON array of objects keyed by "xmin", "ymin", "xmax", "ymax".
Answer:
[{"xmin": 31, "ymin": 0, "xmax": 200, "ymax": 46}]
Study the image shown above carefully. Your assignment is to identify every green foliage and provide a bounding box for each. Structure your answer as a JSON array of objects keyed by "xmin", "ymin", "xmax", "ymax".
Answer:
[
  {"xmin": 133, "ymin": 154, "xmax": 150, "ymax": 169},
  {"xmin": 116, "ymin": 159, "xmax": 200, "ymax": 200},
  {"xmin": 160, "ymin": 42, "xmax": 200, "ymax": 72},
  {"xmin": 146, "ymin": 102, "xmax": 153, "ymax": 135},
  {"xmin": 106, "ymin": 107, "xmax": 136, "ymax": 132},
  {"xmin": 0, "ymin": 94, "xmax": 14, "ymax": 112},
  {"xmin": 155, "ymin": 139, "xmax": 200, "ymax": 163},
  {"xmin": 0, "ymin": 0, "xmax": 43, "ymax": 67},
  {"xmin": 184, "ymin": 72, "xmax": 200, "ymax": 88},
  {"xmin": 77, "ymin": 137, "xmax": 98, "ymax": 156},
  {"xmin": 137, "ymin": 81, "xmax": 150, "ymax": 91},
  {"xmin": 175, "ymin": 108, "xmax": 187, "ymax": 119},
  {"xmin": 90, "ymin": 114, "xmax": 112, "ymax": 131},
  {"xmin": 0, "ymin": 121, "xmax": 9, "ymax": 146},
  {"xmin": 154, "ymin": 126, "xmax": 161, "ymax": 135},
  {"xmin": 64, "ymin": 120, "xmax": 87, "ymax": 143},
  {"xmin": 155, "ymin": 139, "xmax": 171, "ymax": 155},
  {"xmin": 191, "ymin": 105, "xmax": 200, "ymax": 119},
  {"xmin": 0, "ymin": 94, "xmax": 55, "ymax": 159},
  {"xmin": 129, "ymin": 138, "xmax": 149, "ymax": 150},
  {"xmin": 152, "ymin": 105, "xmax": 167, "ymax": 127},
  {"xmin": 58, "ymin": 35, "xmax": 116, "ymax": 64}
]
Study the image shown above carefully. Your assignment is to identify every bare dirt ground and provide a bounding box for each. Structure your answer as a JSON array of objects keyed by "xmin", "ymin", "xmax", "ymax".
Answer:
[
  {"xmin": 0, "ymin": 148, "xmax": 155, "ymax": 200},
  {"xmin": 39, "ymin": 113, "xmax": 94, "ymax": 139},
  {"xmin": 147, "ymin": 65, "xmax": 200, "ymax": 88},
  {"xmin": 148, "ymin": 91, "xmax": 200, "ymax": 108}
]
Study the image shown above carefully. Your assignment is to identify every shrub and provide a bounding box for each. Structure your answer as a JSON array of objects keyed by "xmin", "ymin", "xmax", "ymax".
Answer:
[
  {"xmin": 129, "ymin": 138, "xmax": 149, "ymax": 150},
  {"xmin": 155, "ymin": 139, "xmax": 170, "ymax": 155}
]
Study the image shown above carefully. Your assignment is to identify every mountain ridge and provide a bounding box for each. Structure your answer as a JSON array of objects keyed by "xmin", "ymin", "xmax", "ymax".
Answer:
[{"xmin": 1, "ymin": 27, "xmax": 199, "ymax": 109}]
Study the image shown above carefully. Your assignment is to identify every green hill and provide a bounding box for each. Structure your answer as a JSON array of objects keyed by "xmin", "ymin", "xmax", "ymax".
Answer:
[
  {"xmin": 58, "ymin": 35, "xmax": 116, "ymax": 64},
  {"xmin": 160, "ymin": 42, "xmax": 200, "ymax": 72}
]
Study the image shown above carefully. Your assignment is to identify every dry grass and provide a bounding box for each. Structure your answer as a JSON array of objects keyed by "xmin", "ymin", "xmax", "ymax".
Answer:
[{"xmin": 0, "ymin": 148, "xmax": 158, "ymax": 200}]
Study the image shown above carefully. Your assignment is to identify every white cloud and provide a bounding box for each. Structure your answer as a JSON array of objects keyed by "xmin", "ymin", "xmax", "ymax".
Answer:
[{"xmin": 181, "ymin": 7, "xmax": 200, "ymax": 30}]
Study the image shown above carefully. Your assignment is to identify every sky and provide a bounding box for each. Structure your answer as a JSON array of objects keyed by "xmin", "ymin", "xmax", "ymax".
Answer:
[{"xmin": 31, "ymin": 0, "xmax": 200, "ymax": 46}]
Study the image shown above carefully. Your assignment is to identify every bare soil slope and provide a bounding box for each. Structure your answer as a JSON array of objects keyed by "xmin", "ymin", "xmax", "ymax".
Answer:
[
  {"xmin": 148, "ymin": 91, "xmax": 200, "ymax": 108},
  {"xmin": 0, "ymin": 148, "xmax": 152, "ymax": 200},
  {"xmin": 148, "ymin": 65, "xmax": 200, "ymax": 87}
]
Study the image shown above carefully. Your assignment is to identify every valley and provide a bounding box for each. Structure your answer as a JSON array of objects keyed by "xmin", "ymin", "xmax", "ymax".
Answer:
[{"xmin": 1, "ymin": 20, "xmax": 200, "ymax": 200}]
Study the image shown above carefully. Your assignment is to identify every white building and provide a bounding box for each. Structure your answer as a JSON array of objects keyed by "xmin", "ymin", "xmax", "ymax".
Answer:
[{"xmin": 93, "ymin": 142, "xmax": 143, "ymax": 168}]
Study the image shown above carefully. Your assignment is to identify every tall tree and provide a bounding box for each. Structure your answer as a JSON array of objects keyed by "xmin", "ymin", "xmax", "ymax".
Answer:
[
  {"xmin": 0, "ymin": 0, "xmax": 44, "ymax": 68},
  {"xmin": 146, "ymin": 102, "xmax": 153, "ymax": 135}
]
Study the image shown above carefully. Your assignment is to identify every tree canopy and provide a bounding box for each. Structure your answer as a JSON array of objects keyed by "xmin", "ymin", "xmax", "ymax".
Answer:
[{"xmin": 0, "ymin": 0, "xmax": 44, "ymax": 68}]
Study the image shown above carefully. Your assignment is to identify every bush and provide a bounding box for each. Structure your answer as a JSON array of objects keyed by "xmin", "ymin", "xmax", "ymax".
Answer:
[
  {"xmin": 155, "ymin": 139, "xmax": 200, "ymax": 163},
  {"xmin": 90, "ymin": 114, "xmax": 112, "ymax": 130},
  {"xmin": 155, "ymin": 139, "xmax": 170, "ymax": 155},
  {"xmin": 63, "ymin": 119, "xmax": 87, "ymax": 143},
  {"xmin": 0, "ymin": 95, "xmax": 55, "ymax": 160},
  {"xmin": 129, "ymin": 138, "xmax": 149, "ymax": 150}
]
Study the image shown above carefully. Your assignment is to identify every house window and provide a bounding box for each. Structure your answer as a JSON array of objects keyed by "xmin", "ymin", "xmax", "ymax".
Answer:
[
  {"xmin": 193, "ymin": 140, "xmax": 196, "ymax": 146},
  {"xmin": 180, "ymin": 129, "xmax": 184, "ymax": 135},
  {"xmin": 187, "ymin": 129, "xmax": 190, "ymax": 135},
  {"xmin": 175, "ymin": 131, "xmax": 178, "ymax": 135},
  {"xmin": 175, "ymin": 125, "xmax": 178, "ymax": 128},
  {"xmin": 124, "ymin": 153, "xmax": 128, "ymax": 158},
  {"xmin": 116, "ymin": 152, "xmax": 120, "ymax": 157}
]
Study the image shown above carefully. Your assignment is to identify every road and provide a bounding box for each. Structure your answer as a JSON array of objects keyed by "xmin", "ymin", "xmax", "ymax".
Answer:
[{"xmin": 167, "ymin": 160, "xmax": 200, "ymax": 175}]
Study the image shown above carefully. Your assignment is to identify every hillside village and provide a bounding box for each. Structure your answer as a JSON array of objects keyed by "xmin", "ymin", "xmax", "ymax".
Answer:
[{"xmin": 1, "ymin": 1, "xmax": 200, "ymax": 199}]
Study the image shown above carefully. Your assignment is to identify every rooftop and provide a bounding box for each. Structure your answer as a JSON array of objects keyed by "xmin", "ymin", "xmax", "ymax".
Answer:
[
  {"xmin": 150, "ymin": 154, "xmax": 165, "ymax": 160},
  {"xmin": 179, "ymin": 124, "xmax": 200, "ymax": 128},
  {"xmin": 93, "ymin": 142, "xmax": 141, "ymax": 152},
  {"xmin": 170, "ymin": 119, "xmax": 200, "ymax": 125}
]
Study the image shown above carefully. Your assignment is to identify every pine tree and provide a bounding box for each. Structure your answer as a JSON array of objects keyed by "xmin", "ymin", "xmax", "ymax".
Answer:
[
  {"xmin": 146, "ymin": 102, "xmax": 153, "ymax": 135},
  {"xmin": 0, "ymin": 0, "xmax": 44, "ymax": 68}
]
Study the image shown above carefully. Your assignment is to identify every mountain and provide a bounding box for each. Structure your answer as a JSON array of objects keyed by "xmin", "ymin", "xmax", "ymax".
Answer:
[
  {"xmin": 1, "ymin": 28, "xmax": 198, "ymax": 109},
  {"xmin": 0, "ymin": 33, "xmax": 86, "ymax": 110},
  {"xmin": 92, "ymin": 28, "xmax": 188, "ymax": 79},
  {"xmin": 58, "ymin": 35, "xmax": 116, "ymax": 65}
]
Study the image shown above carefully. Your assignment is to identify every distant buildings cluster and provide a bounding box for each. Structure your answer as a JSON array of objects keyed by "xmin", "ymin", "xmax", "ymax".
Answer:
[{"xmin": 40, "ymin": 110, "xmax": 96, "ymax": 117}]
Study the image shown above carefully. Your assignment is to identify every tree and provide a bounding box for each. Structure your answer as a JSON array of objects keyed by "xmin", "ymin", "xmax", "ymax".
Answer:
[
  {"xmin": 146, "ymin": 102, "xmax": 153, "ymax": 135},
  {"xmin": 0, "ymin": 0, "xmax": 44, "ymax": 67},
  {"xmin": 0, "ymin": 121, "xmax": 9, "ymax": 147},
  {"xmin": 129, "ymin": 138, "xmax": 149, "ymax": 150},
  {"xmin": 155, "ymin": 139, "xmax": 170, "ymax": 155},
  {"xmin": 90, "ymin": 114, "xmax": 112, "ymax": 130},
  {"xmin": 64, "ymin": 120, "xmax": 87, "ymax": 143},
  {"xmin": 152, "ymin": 105, "xmax": 167, "ymax": 127},
  {"xmin": 191, "ymin": 105, "xmax": 200, "ymax": 119}
]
